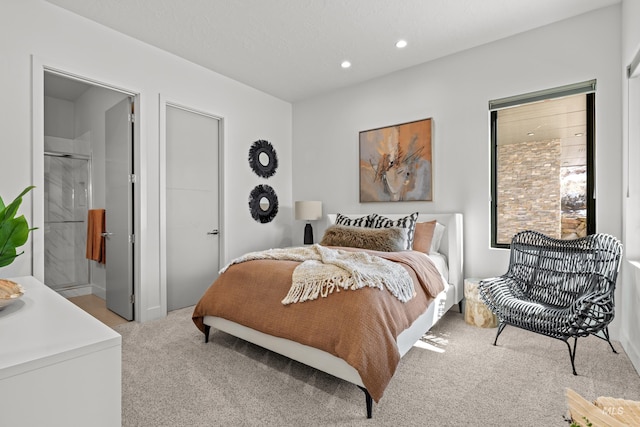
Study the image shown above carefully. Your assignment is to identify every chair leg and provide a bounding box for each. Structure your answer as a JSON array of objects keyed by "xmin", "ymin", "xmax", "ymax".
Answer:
[
  {"xmin": 493, "ymin": 322, "xmax": 506, "ymax": 346},
  {"xmin": 564, "ymin": 337, "xmax": 578, "ymax": 376},
  {"xmin": 600, "ymin": 327, "xmax": 618, "ymax": 354}
]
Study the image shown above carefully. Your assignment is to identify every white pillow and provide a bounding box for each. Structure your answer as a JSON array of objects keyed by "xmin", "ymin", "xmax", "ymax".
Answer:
[{"xmin": 429, "ymin": 222, "xmax": 446, "ymax": 254}]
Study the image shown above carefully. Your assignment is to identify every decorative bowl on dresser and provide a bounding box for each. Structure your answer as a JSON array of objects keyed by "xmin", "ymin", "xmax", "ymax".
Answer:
[{"xmin": 0, "ymin": 279, "xmax": 24, "ymax": 310}]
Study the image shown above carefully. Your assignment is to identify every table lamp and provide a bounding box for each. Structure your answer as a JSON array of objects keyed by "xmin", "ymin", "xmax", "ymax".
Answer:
[{"xmin": 294, "ymin": 201, "xmax": 322, "ymax": 244}]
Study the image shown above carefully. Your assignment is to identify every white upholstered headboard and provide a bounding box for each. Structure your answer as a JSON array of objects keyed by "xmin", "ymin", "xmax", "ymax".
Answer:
[{"xmin": 326, "ymin": 213, "xmax": 464, "ymax": 295}]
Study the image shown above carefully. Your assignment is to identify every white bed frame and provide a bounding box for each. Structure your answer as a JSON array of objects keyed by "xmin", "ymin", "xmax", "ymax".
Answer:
[{"xmin": 203, "ymin": 213, "xmax": 463, "ymax": 418}]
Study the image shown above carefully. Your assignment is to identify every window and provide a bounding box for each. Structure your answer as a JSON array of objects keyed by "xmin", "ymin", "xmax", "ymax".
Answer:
[{"xmin": 490, "ymin": 81, "xmax": 596, "ymax": 248}]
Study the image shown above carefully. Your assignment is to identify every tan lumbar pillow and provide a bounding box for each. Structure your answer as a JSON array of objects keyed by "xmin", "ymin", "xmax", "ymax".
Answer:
[{"xmin": 320, "ymin": 224, "xmax": 407, "ymax": 252}]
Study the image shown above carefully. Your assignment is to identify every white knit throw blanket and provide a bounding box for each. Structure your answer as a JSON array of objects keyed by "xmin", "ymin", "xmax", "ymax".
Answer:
[{"xmin": 220, "ymin": 244, "xmax": 415, "ymax": 304}]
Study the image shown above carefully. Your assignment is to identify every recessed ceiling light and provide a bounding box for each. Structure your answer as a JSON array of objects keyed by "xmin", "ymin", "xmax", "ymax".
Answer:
[
  {"xmin": 575, "ymin": 132, "xmax": 584, "ymax": 137},
  {"xmin": 341, "ymin": 60, "xmax": 351, "ymax": 69},
  {"xmin": 396, "ymin": 40, "xmax": 408, "ymax": 49},
  {"xmin": 527, "ymin": 132, "xmax": 535, "ymax": 136}
]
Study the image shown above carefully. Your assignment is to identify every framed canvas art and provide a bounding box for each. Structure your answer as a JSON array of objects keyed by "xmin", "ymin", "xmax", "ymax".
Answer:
[{"xmin": 359, "ymin": 118, "xmax": 432, "ymax": 202}]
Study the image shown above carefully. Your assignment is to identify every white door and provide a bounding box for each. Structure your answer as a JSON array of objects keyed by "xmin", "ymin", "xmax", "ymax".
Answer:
[
  {"xmin": 105, "ymin": 98, "xmax": 134, "ymax": 320},
  {"xmin": 166, "ymin": 105, "xmax": 219, "ymax": 311}
]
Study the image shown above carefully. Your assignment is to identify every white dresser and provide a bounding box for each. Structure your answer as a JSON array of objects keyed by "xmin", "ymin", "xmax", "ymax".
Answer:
[{"xmin": 0, "ymin": 276, "xmax": 121, "ymax": 427}]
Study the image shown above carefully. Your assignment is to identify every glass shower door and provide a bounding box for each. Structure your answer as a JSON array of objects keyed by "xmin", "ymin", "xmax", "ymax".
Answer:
[{"xmin": 44, "ymin": 154, "xmax": 90, "ymax": 290}]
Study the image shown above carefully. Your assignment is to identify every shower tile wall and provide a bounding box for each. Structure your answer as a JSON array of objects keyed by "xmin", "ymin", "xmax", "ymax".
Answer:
[{"xmin": 44, "ymin": 156, "xmax": 89, "ymax": 289}]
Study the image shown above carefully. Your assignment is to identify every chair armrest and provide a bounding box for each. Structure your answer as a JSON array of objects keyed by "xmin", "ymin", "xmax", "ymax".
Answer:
[
  {"xmin": 478, "ymin": 276, "xmax": 527, "ymax": 315},
  {"xmin": 569, "ymin": 290, "xmax": 615, "ymax": 333}
]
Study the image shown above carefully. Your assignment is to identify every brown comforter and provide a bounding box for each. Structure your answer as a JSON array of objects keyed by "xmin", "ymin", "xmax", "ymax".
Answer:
[{"xmin": 192, "ymin": 247, "xmax": 445, "ymax": 402}]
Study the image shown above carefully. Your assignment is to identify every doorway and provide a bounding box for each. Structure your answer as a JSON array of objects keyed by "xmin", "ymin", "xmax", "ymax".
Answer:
[
  {"xmin": 43, "ymin": 70, "xmax": 136, "ymax": 322},
  {"xmin": 164, "ymin": 103, "xmax": 221, "ymax": 311}
]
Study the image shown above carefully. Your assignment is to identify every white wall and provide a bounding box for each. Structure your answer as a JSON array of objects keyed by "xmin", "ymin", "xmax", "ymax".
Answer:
[
  {"xmin": 293, "ymin": 7, "xmax": 624, "ymax": 328},
  {"xmin": 0, "ymin": 0, "xmax": 292, "ymax": 322},
  {"xmin": 621, "ymin": 0, "xmax": 640, "ymax": 373},
  {"xmin": 44, "ymin": 96, "xmax": 74, "ymax": 139}
]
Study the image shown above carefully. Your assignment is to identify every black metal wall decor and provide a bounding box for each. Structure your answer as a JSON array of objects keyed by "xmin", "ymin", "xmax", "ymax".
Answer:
[
  {"xmin": 248, "ymin": 139, "xmax": 278, "ymax": 178},
  {"xmin": 249, "ymin": 184, "xmax": 279, "ymax": 223}
]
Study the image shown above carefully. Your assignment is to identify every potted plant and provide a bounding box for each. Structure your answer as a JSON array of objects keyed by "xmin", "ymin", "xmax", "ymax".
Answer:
[
  {"xmin": 0, "ymin": 186, "xmax": 36, "ymax": 308},
  {"xmin": 0, "ymin": 186, "xmax": 36, "ymax": 267}
]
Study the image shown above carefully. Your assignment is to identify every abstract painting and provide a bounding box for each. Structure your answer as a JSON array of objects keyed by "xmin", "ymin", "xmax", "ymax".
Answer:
[{"xmin": 359, "ymin": 118, "xmax": 432, "ymax": 202}]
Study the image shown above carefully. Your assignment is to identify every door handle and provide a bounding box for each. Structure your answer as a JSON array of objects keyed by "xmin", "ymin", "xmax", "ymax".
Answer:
[
  {"xmin": 101, "ymin": 232, "xmax": 114, "ymax": 238},
  {"xmin": 207, "ymin": 229, "xmax": 219, "ymax": 235}
]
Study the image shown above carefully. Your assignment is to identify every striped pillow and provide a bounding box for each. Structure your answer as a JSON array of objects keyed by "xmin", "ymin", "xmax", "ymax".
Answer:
[
  {"xmin": 369, "ymin": 212, "xmax": 418, "ymax": 250},
  {"xmin": 335, "ymin": 213, "xmax": 372, "ymax": 228}
]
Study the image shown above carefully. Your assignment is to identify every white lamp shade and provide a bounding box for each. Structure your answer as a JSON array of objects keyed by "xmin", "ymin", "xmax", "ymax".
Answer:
[{"xmin": 295, "ymin": 201, "xmax": 322, "ymax": 221}]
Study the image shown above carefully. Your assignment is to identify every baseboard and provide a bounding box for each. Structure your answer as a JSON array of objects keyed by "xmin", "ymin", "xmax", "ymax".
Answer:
[
  {"xmin": 621, "ymin": 333, "xmax": 640, "ymax": 376},
  {"xmin": 54, "ymin": 283, "xmax": 107, "ymax": 300},
  {"xmin": 58, "ymin": 285, "xmax": 92, "ymax": 298},
  {"xmin": 622, "ymin": 261, "xmax": 640, "ymax": 375},
  {"xmin": 92, "ymin": 284, "xmax": 106, "ymax": 299}
]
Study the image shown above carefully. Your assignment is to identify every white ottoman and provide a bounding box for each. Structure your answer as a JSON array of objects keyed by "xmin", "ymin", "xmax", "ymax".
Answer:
[{"xmin": 464, "ymin": 278, "xmax": 498, "ymax": 328}]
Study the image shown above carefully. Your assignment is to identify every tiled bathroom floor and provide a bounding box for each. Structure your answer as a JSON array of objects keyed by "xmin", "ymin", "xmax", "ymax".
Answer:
[{"xmin": 67, "ymin": 294, "xmax": 129, "ymax": 328}]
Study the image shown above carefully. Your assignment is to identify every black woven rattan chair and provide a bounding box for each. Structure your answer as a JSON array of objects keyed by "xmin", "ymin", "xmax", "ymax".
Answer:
[{"xmin": 478, "ymin": 230, "xmax": 623, "ymax": 375}]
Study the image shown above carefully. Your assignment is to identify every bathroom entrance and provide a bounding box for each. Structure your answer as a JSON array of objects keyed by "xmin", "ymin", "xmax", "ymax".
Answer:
[{"xmin": 43, "ymin": 71, "xmax": 136, "ymax": 321}]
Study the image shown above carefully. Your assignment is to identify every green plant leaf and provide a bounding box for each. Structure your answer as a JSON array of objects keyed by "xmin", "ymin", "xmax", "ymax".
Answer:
[
  {"xmin": 0, "ymin": 247, "xmax": 19, "ymax": 268},
  {"xmin": 0, "ymin": 216, "xmax": 30, "ymax": 246},
  {"xmin": 0, "ymin": 186, "xmax": 34, "ymax": 223},
  {"xmin": 0, "ymin": 195, "xmax": 21, "ymax": 223},
  {"xmin": 0, "ymin": 186, "xmax": 35, "ymax": 268},
  {"xmin": 0, "ymin": 216, "xmax": 30, "ymax": 260}
]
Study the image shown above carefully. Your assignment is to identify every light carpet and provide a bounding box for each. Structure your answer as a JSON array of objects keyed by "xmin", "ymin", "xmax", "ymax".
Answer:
[{"xmin": 115, "ymin": 307, "xmax": 640, "ymax": 426}]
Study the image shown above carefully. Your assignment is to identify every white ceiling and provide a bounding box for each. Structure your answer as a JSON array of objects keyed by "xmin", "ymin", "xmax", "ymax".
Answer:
[
  {"xmin": 44, "ymin": 0, "xmax": 619, "ymax": 102},
  {"xmin": 44, "ymin": 72, "xmax": 91, "ymax": 101}
]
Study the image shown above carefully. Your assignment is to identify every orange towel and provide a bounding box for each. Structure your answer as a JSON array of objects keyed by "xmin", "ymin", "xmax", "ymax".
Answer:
[{"xmin": 86, "ymin": 209, "xmax": 106, "ymax": 264}]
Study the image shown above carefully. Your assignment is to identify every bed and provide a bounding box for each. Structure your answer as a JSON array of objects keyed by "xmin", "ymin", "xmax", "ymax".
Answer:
[{"xmin": 192, "ymin": 212, "xmax": 463, "ymax": 418}]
